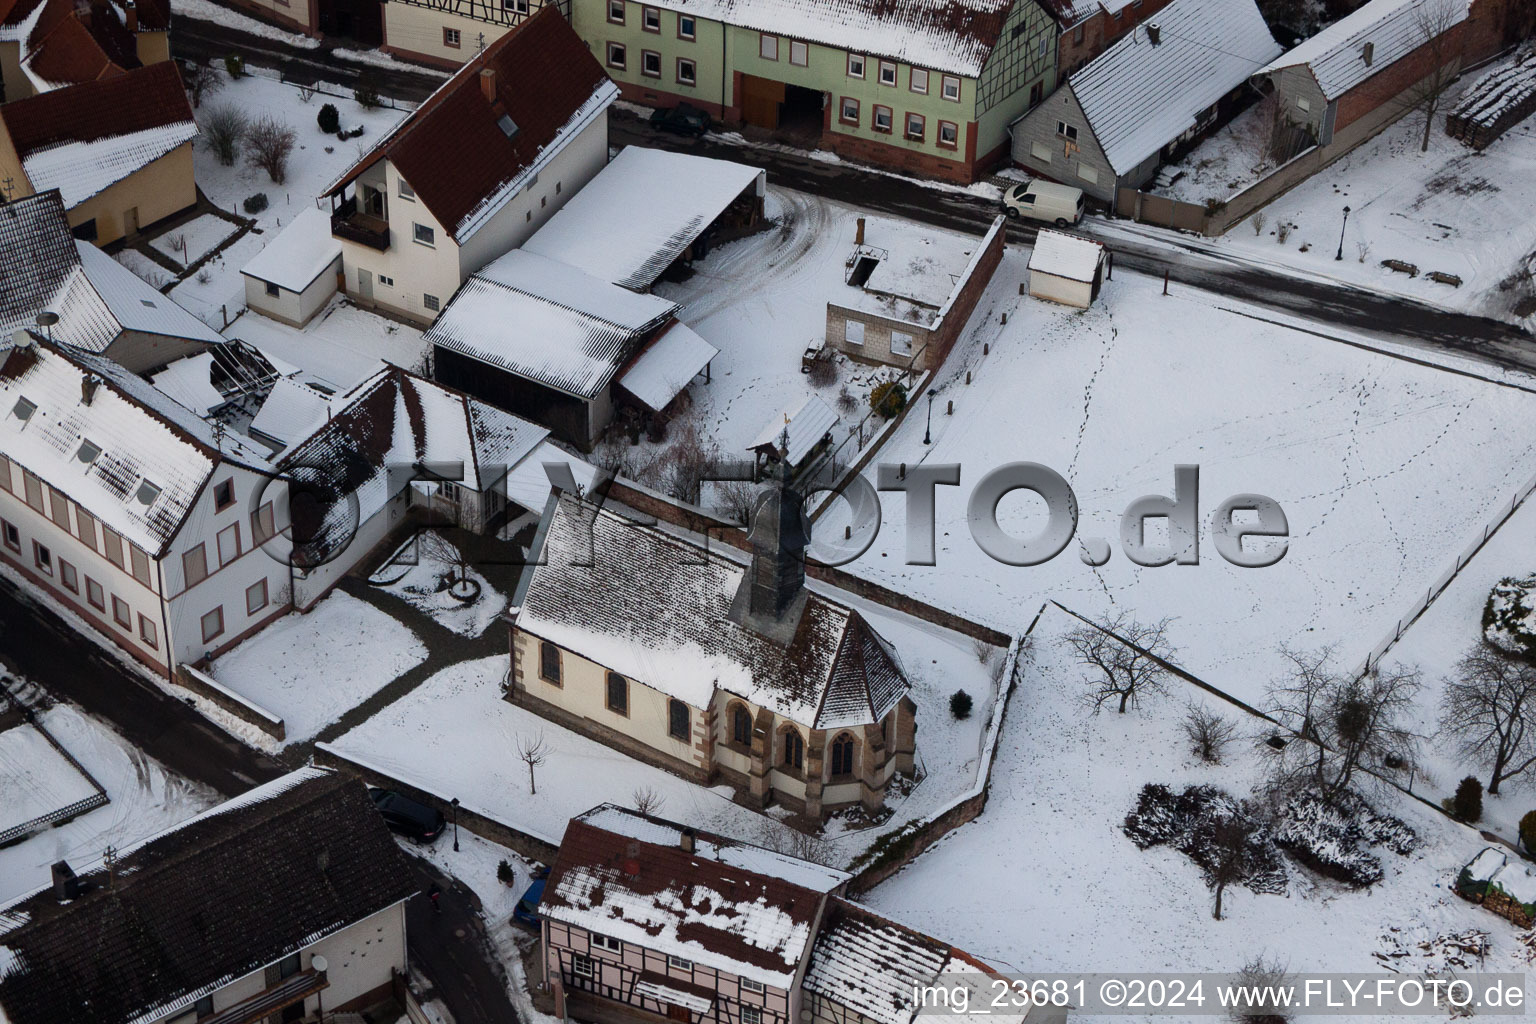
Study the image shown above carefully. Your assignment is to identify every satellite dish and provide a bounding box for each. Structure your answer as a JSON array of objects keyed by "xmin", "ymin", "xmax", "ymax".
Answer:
[
  {"xmin": 34, "ymin": 311, "xmax": 58, "ymax": 328},
  {"xmin": 311, "ymin": 955, "xmax": 328, "ymax": 973}
]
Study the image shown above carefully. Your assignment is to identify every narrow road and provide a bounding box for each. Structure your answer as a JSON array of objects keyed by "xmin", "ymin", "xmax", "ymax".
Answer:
[{"xmin": 407, "ymin": 856, "xmax": 523, "ymax": 1024}]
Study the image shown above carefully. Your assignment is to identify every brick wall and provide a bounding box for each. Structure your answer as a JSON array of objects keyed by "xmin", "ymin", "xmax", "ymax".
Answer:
[
  {"xmin": 1056, "ymin": 0, "xmax": 1176, "ymax": 78},
  {"xmin": 1335, "ymin": 23, "xmax": 1467, "ymax": 131},
  {"xmin": 821, "ymin": 131, "xmax": 976, "ymax": 183},
  {"xmin": 928, "ymin": 219, "xmax": 1006, "ymax": 365}
]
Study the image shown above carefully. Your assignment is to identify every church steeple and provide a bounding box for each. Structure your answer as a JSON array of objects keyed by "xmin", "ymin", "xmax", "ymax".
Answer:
[{"xmin": 731, "ymin": 436, "xmax": 810, "ymax": 640}]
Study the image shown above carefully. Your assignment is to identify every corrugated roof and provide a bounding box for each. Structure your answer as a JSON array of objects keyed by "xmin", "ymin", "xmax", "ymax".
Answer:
[
  {"xmin": 1258, "ymin": 0, "xmax": 1467, "ymax": 100},
  {"xmin": 1027, "ymin": 229, "xmax": 1105, "ymax": 283},
  {"xmin": 75, "ymin": 241, "xmax": 224, "ymax": 345},
  {"xmin": 748, "ymin": 394, "xmax": 840, "ymax": 466},
  {"xmin": 523, "ymin": 147, "xmax": 764, "ymax": 291},
  {"xmin": 617, "ymin": 321, "xmax": 718, "ymax": 412},
  {"xmin": 325, "ymin": 8, "xmax": 615, "ymax": 244},
  {"xmin": 1068, "ymin": 0, "xmax": 1280, "ymax": 175}
]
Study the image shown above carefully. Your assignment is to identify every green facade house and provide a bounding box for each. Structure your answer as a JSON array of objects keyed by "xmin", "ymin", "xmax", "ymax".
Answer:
[{"xmin": 570, "ymin": 0, "xmax": 1060, "ymax": 182}]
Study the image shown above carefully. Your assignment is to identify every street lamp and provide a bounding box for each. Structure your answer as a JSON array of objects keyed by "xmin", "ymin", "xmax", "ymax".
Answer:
[
  {"xmin": 450, "ymin": 797, "xmax": 460, "ymax": 852},
  {"xmin": 311, "ymin": 955, "xmax": 328, "ymax": 1024},
  {"xmin": 1335, "ymin": 205, "xmax": 1351, "ymax": 261},
  {"xmin": 923, "ymin": 389, "xmax": 938, "ymax": 445}
]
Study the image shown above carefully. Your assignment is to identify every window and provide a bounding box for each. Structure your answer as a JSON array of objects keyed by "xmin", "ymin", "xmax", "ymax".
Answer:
[
  {"xmin": 642, "ymin": 49, "xmax": 661, "ymax": 77},
  {"xmin": 195, "ymin": 996, "xmax": 215, "ymax": 1017},
  {"xmin": 607, "ymin": 41, "xmax": 626, "ymax": 68},
  {"xmin": 138, "ymin": 614, "xmax": 157, "ymax": 648},
  {"xmin": 1029, "ymin": 80, "xmax": 1043, "ymax": 107},
  {"xmin": 642, "ymin": 5, "xmax": 659, "ymax": 30},
  {"xmin": 1056, "ymin": 121, "xmax": 1078, "ymax": 141},
  {"xmin": 246, "ymin": 578, "xmax": 269, "ymax": 616},
  {"xmin": 1077, "ymin": 165, "xmax": 1099, "ymax": 185},
  {"xmin": 606, "ymin": 671, "xmax": 629, "ymax": 714},
  {"xmin": 265, "ymin": 281, "xmax": 280, "ymax": 297},
  {"xmin": 789, "ymin": 39, "xmax": 808, "ymax": 65},
  {"xmin": 607, "ymin": 0, "xmax": 623, "ymax": 22},
  {"xmin": 782, "ymin": 729, "xmax": 804, "ymax": 770},
  {"xmin": 183, "ymin": 544, "xmax": 208, "ymax": 587},
  {"xmin": 1073, "ymin": 23, "xmax": 1085, "ymax": 43},
  {"xmin": 847, "ymin": 52, "xmax": 864, "ymax": 78},
  {"xmin": 129, "ymin": 544, "xmax": 151, "ymax": 587},
  {"xmin": 872, "ymin": 105, "xmax": 892, "ymax": 132},
  {"xmin": 213, "ymin": 479, "xmax": 235, "ymax": 512},
  {"xmin": 505, "ymin": 0, "xmax": 529, "ymax": 10},
  {"xmin": 23, "ymin": 471, "xmax": 42, "ymax": 511},
  {"xmin": 279, "ymin": 953, "xmax": 301, "ymax": 979},
  {"xmin": 74, "ymin": 507, "xmax": 96, "ymax": 549},
  {"xmin": 76, "ymin": 440, "xmax": 100, "ymax": 465},
  {"xmin": 540, "ymin": 640, "xmax": 561, "ymax": 683},
  {"xmin": 1030, "ymin": 140, "xmax": 1053, "ymax": 163},
  {"xmin": 910, "ymin": 67, "xmax": 928, "ymax": 93},
  {"xmin": 413, "ymin": 223, "xmax": 435, "ymax": 246},
  {"xmin": 845, "ymin": 319, "xmax": 865, "ymax": 345},
  {"xmin": 677, "ymin": 57, "xmax": 696, "ymax": 84},
  {"xmin": 831, "ymin": 732, "xmax": 856, "ymax": 775},
  {"xmin": 668, "ymin": 698, "xmax": 689, "ymax": 740},
  {"xmin": 424, "ymin": 294, "xmax": 441, "ymax": 312},
  {"xmin": 573, "ymin": 954, "xmax": 594, "ymax": 978},
  {"xmin": 72, "ymin": 219, "xmax": 97, "ymax": 242},
  {"xmin": 892, "ymin": 330, "xmax": 915, "ymax": 356},
  {"xmin": 253, "ymin": 503, "xmax": 275, "ymax": 545},
  {"xmin": 103, "ymin": 526, "xmax": 124, "ymax": 568},
  {"xmin": 1296, "ymin": 97, "xmax": 1311, "ymax": 112},
  {"xmin": 678, "ymin": 13, "xmax": 695, "ymax": 38},
  {"xmin": 136, "ymin": 480, "xmax": 161, "ymax": 507},
  {"xmin": 200, "ymin": 606, "xmax": 225, "ymax": 644},
  {"xmin": 905, "ymin": 112, "xmax": 925, "ymax": 140},
  {"xmin": 33, "ymin": 540, "xmax": 51, "ymax": 575},
  {"xmin": 60, "ymin": 559, "xmax": 77, "ymax": 593},
  {"xmin": 741, "ymin": 978, "xmax": 765, "ymax": 994},
  {"xmin": 878, "ymin": 60, "xmax": 896, "ymax": 86},
  {"xmin": 742, "ymin": 1007, "xmax": 763, "ymax": 1024},
  {"xmin": 1, "ymin": 519, "xmax": 17, "ymax": 552},
  {"xmin": 668, "ymin": 955, "xmax": 694, "ymax": 970},
  {"xmin": 938, "ymin": 120, "xmax": 958, "ymax": 149},
  {"xmin": 49, "ymin": 489, "xmax": 69, "ymax": 530},
  {"xmin": 839, "ymin": 96, "xmax": 859, "ymax": 124},
  {"xmin": 731, "ymin": 705, "xmax": 752, "ymax": 745},
  {"xmin": 759, "ymin": 33, "xmax": 777, "ymax": 60},
  {"xmin": 112, "ymin": 595, "xmax": 132, "ymax": 629},
  {"xmin": 592, "ymin": 933, "xmax": 621, "ymax": 953},
  {"xmin": 942, "ymin": 74, "xmax": 960, "ymax": 101},
  {"xmin": 12, "ymin": 396, "xmax": 35, "ymax": 422},
  {"xmin": 0, "ymin": 452, "xmax": 8, "ymax": 489},
  {"xmin": 443, "ymin": 26, "xmax": 460, "ymax": 47},
  {"xmin": 86, "ymin": 577, "xmax": 104, "ymax": 610}
]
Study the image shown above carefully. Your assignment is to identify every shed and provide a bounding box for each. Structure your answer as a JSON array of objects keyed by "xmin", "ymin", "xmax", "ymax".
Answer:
[
  {"xmin": 240, "ymin": 207, "xmax": 343, "ymax": 327},
  {"xmin": 748, "ymin": 394, "xmax": 840, "ymax": 472},
  {"xmin": 1028, "ymin": 229, "xmax": 1108, "ymax": 308}
]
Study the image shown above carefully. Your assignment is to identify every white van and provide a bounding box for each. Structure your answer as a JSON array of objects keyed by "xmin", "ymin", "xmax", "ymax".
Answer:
[{"xmin": 1001, "ymin": 179, "xmax": 1086, "ymax": 227}]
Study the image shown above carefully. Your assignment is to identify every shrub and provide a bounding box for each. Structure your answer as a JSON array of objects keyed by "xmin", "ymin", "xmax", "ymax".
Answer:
[
  {"xmin": 869, "ymin": 380, "xmax": 908, "ymax": 419},
  {"xmin": 1520, "ymin": 810, "xmax": 1536, "ymax": 852},
  {"xmin": 1453, "ymin": 776, "xmax": 1484, "ymax": 823},
  {"xmin": 807, "ymin": 353, "xmax": 837, "ymax": 388},
  {"xmin": 201, "ymin": 103, "xmax": 248, "ymax": 166},
  {"xmin": 317, "ymin": 102, "xmax": 340, "ymax": 134},
  {"xmin": 224, "ymin": 52, "xmax": 245, "ymax": 79},
  {"xmin": 183, "ymin": 60, "xmax": 225, "ymax": 109},
  {"xmin": 1276, "ymin": 221, "xmax": 1291, "ymax": 244},
  {"xmin": 836, "ymin": 384, "xmax": 856, "ymax": 414},
  {"xmin": 1250, "ymin": 211, "xmax": 1266, "ymax": 236},
  {"xmin": 497, "ymin": 859, "xmax": 516, "ymax": 886},
  {"xmin": 242, "ymin": 192, "xmax": 269, "ymax": 214},
  {"xmin": 246, "ymin": 116, "xmax": 297, "ymax": 184},
  {"xmin": 949, "ymin": 689, "xmax": 973, "ymax": 720},
  {"xmin": 354, "ymin": 72, "xmax": 382, "ymax": 110}
]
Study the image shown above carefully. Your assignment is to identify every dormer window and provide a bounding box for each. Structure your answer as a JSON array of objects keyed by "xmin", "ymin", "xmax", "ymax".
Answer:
[
  {"xmin": 76, "ymin": 440, "xmax": 100, "ymax": 464},
  {"xmin": 136, "ymin": 480, "xmax": 161, "ymax": 506},
  {"xmin": 498, "ymin": 114, "xmax": 520, "ymax": 139},
  {"xmin": 11, "ymin": 397, "xmax": 35, "ymax": 421}
]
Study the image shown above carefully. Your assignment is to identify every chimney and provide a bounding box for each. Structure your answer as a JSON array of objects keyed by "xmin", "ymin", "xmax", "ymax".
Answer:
[
  {"xmin": 51, "ymin": 861, "xmax": 79, "ymax": 902},
  {"xmin": 124, "ymin": 0, "xmax": 137, "ymax": 31},
  {"xmin": 680, "ymin": 827, "xmax": 697, "ymax": 854},
  {"xmin": 1145, "ymin": 21, "xmax": 1160, "ymax": 45},
  {"xmin": 855, "ymin": 217, "xmax": 865, "ymax": 245},
  {"xmin": 479, "ymin": 67, "xmax": 496, "ymax": 104},
  {"xmin": 1362, "ymin": 41, "xmax": 1374, "ymax": 66},
  {"xmin": 82, "ymin": 374, "xmax": 100, "ymax": 405}
]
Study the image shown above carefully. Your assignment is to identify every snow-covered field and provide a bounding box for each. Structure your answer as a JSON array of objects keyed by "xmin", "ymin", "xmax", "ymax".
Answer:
[
  {"xmin": 818, "ymin": 258, "xmax": 1536, "ymax": 711},
  {"xmin": 864, "ymin": 605, "xmax": 1530, "ymax": 1020},
  {"xmin": 149, "ymin": 213, "xmax": 240, "ymax": 269},
  {"xmin": 370, "ymin": 533, "xmax": 509, "ymax": 638},
  {"xmin": 0, "ymin": 702, "xmax": 218, "ymax": 905},
  {"xmin": 0, "ymin": 723, "xmax": 100, "ymax": 834},
  {"xmin": 210, "ymin": 591, "xmax": 428, "ymax": 743}
]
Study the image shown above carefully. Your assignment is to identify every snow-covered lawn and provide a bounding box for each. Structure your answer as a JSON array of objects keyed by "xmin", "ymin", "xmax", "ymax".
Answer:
[
  {"xmin": 817, "ymin": 258, "xmax": 1536, "ymax": 711},
  {"xmin": 211, "ymin": 591, "xmax": 428, "ymax": 743},
  {"xmin": 227, "ymin": 295, "xmax": 430, "ymax": 392},
  {"xmin": 863, "ymin": 605, "xmax": 1530, "ymax": 1016},
  {"xmin": 370, "ymin": 532, "xmax": 509, "ymax": 638},
  {"xmin": 114, "ymin": 249, "xmax": 171, "ymax": 289},
  {"xmin": 0, "ymin": 723, "xmax": 101, "ymax": 834},
  {"xmin": 0, "ymin": 701, "xmax": 218, "ymax": 905},
  {"xmin": 149, "ymin": 213, "xmax": 240, "ymax": 269},
  {"xmin": 1156, "ymin": 101, "xmax": 1284, "ymax": 205}
]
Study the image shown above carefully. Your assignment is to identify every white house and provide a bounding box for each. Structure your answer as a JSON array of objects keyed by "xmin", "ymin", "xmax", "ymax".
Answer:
[
  {"xmin": 322, "ymin": 6, "xmax": 618, "ymax": 325},
  {"xmin": 1027, "ymin": 229, "xmax": 1107, "ymax": 307},
  {"xmin": 0, "ymin": 767, "xmax": 419, "ymax": 1024},
  {"xmin": 240, "ymin": 206, "xmax": 344, "ymax": 327}
]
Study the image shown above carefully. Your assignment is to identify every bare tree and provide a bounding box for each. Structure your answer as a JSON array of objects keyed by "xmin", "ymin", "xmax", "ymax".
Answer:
[
  {"xmin": 1209, "ymin": 806, "xmax": 1268, "ymax": 920},
  {"xmin": 1403, "ymin": 0, "xmax": 1463, "ymax": 153},
  {"xmin": 246, "ymin": 116, "xmax": 297, "ymax": 184},
  {"xmin": 1062, "ymin": 613, "xmax": 1177, "ymax": 714},
  {"xmin": 1184, "ymin": 705, "xmax": 1238, "ymax": 764},
  {"xmin": 656, "ymin": 418, "xmax": 719, "ymax": 506},
  {"xmin": 1266, "ymin": 647, "xmax": 1422, "ymax": 803},
  {"xmin": 517, "ymin": 731, "xmax": 550, "ymax": 795},
  {"xmin": 1440, "ymin": 641, "xmax": 1536, "ymax": 795},
  {"xmin": 200, "ymin": 104, "xmax": 248, "ymax": 167},
  {"xmin": 183, "ymin": 60, "xmax": 225, "ymax": 109},
  {"xmin": 707, "ymin": 477, "xmax": 759, "ymax": 525},
  {"xmin": 632, "ymin": 786, "xmax": 664, "ymax": 816}
]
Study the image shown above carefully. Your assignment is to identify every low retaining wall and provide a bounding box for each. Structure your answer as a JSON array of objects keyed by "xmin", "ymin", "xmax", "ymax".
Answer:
[{"xmin": 176, "ymin": 665, "xmax": 286, "ymax": 741}]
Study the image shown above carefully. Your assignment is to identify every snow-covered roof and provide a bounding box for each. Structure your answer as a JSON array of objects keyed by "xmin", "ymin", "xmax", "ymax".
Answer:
[
  {"xmin": 149, "ymin": 352, "xmax": 224, "ymax": 415},
  {"xmin": 248, "ymin": 376, "xmax": 334, "ymax": 448},
  {"xmin": 1451, "ymin": 46, "xmax": 1536, "ymax": 127},
  {"xmin": 635, "ymin": 0, "xmax": 1015, "ymax": 76},
  {"xmin": 748, "ymin": 394, "xmax": 840, "ymax": 466},
  {"xmin": 804, "ymin": 900, "xmax": 951, "ymax": 1024},
  {"xmin": 0, "ymin": 337, "xmax": 218, "ymax": 555},
  {"xmin": 523, "ymin": 147, "xmax": 765, "ymax": 292},
  {"xmin": 502, "ymin": 439, "xmax": 600, "ymax": 513},
  {"xmin": 516, "ymin": 494, "xmax": 909, "ymax": 730},
  {"xmin": 1027, "ymin": 229, "xmax": 1105, "ymax": 283},
  {"xmin": 1258, "ymin": 0, "xmax": 1467, "ymax": 101},
  {"xmin": 837, "ymin": 215, "xmax": 1002, "ymax": 330},
  {"xmin": 617, "ymin": 321, "xmax": 717, "ymax": 412},
  {"xmin": 1068, "ymin": 0, "xmax": 1281, "ymax": 175},
  {"xmin": 542, "ymin": 805, "xmax": 846, "ymax": 988},
  {"xmin": 0, "ymin": 192, "xmax": 117, "ymax": 355},
  {"xmin": 240, "ymin": 207, "xmax": 342, "ymax": 293},
  {"xmin": 21, "ymin": 121, "xmax": 196, "ymax": 208},
  {"xmin": 75, "ymin": 242, "xmax": 225, "ymax": 346}
]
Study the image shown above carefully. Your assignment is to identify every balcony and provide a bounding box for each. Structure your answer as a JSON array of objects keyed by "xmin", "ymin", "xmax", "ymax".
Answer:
[
  {"xmin": 331, "ymin": 199, "xmax": 391, "ymax": 251},
  {"xmin": 201, "ymin": 968, "xmax": 329, "ymax": 1024}
]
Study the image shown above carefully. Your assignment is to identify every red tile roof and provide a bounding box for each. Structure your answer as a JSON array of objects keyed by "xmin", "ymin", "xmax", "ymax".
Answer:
[
  {"xmin": 0, "ymin": 60, "xmax": 191, "ymax": 157},
  {"xmin": 23, "ymin": 12, "xmax": 127, "ymax": 86},
  {"xmin": 327, "ymin": 7, "xmax": 613, "ymax": 243}
]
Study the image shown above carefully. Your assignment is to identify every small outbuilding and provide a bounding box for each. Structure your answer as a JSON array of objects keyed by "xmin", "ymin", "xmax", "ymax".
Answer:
[
  {"xmin": 240, "ymin": 207, "xmax": 343, "ymax": 327},
  {"xmin": 1028, "ymin": 229, "xmax": 1108, "ymax": 308}
]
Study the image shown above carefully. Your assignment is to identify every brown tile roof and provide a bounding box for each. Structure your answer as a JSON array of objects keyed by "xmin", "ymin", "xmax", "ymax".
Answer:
[
  {"xmin": 23, "ymin": 12, "xmax": 127, "ymax": 86},
  {"xmin": 326, "ymin": 6, "xmax": 614, "ymax": 243},
  {"xmin": 0, "ymin": 768, "xmax": 419, "ymax": 1024},
  {"xmin": 0, "ymin": 60, "xmax": 190, "ymax": 156}
]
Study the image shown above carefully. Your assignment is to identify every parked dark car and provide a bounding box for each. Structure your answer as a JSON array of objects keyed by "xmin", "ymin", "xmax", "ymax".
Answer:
[
  {"xmin": 650, "ymin": 103, "xmax": 711, "ymax": 137},
  {"xmin": 369, "ymin": 788, "xmax": 445, "ymax": 843},
  {"xmin": 513, "ymin": 878, "xmax": 545, "ymax": 928}
]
